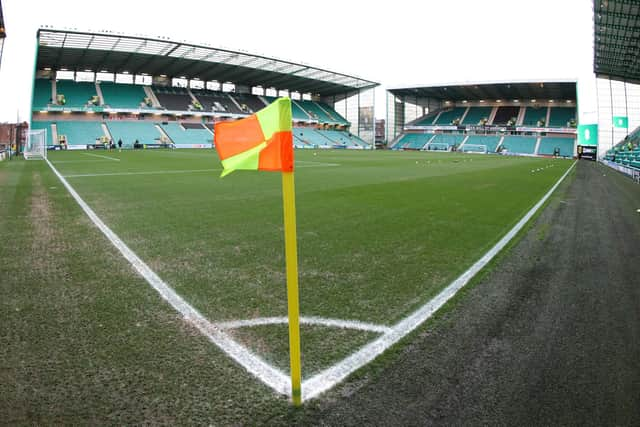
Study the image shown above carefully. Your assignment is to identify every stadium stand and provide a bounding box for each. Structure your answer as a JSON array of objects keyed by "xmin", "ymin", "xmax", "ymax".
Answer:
[
  {"xmin": 547, "ymin": 107, "xmax": 576, "ymax": 127},
  {"xmin": 537, "ymin": 137, "xmax": 575, "ymax": 157},
  {"xmin": 192, "ymin": 89, "xmax": 243, "ymax": 114},
  {"xmin": 317, "ymin": 102, "xmax": 350, "ymax": 125},
  {"xmin": 293, "ymin": 127, "xmax": 333, "ymax": 147},
  {"xmin": 427, "ymin": 133, "xmax": 465, "ymax": 149},
  {"xmin": 55, "ymin": 80, "xmax": 98, "ymax": 109},
  {"xmin": 159, "ymin": 122, "xmax": 213, "ymax": 145},
  {"xmin": 500, "ymin": 135, "xmax": 537, "ymax": 155},
  {"xmin": 30, "ymin": 121, "xmax": 54, "ymax": 145},
  {"xmin": 153, "ymin": 86, "xmax": 194, "ymax": 111},
  {"xmin": 56, "ymin": 121, "xmax": 105, "ymax": 146},
  {"xmin": 492, "ymin": 106, "xmax": 520, "ymax": 125},
  {"xmin": 522, "ymin": 106, "xmax": 548, "ymax": 126},
  {"xmin": 462, "ymin": 107, "xmax": 493, "ymax": 125},
  {"xmin": 321, "ymin": 129, "xmax": 362, "ymax": 147},
  {"xmin": 298, "ymin": 100, "xmax": 337, "ymax": 124},
  {"xmin": 106, "ymin": 121, "xmax": 161, "ymax": 146},
  {"xmin": 411, "ymin": 112, "xmax": 439, "ymax": 126},
  {"xmin": 231, "ymin": 93, "xmax": 266, "ymax": 114},
  {"xmin": 462, "ymin": 135, "xmax": 502, "ymax": 152},
  {"xmin": 394, "ymin": 133, "xmax": 433, "ymax": 150},
  {"xmin": 33, "ymin": 79, "xmax": 52, "ymax": 110},
  {"xmin": 433, "ymin": 107, "xmax": 466, "ymax": 125},
  {"xmin": 100, "ymin": 82, "xmax": 148, "ymax": 109}
]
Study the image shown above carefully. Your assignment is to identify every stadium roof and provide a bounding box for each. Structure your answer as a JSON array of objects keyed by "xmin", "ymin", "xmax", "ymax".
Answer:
[
  {"xmin": 388, "ymin": 80, "xmax": 577, "ymax": 102},
  {"xmin": 36, "ymin": 28, "xmax": 378, "ymax": 96},
  {"xmin": 593, "ymin": 0, "xmax": 640, "ymax": 84}
]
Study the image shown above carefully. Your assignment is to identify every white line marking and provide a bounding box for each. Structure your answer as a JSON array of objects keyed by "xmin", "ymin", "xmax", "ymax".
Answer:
[
  {"xmin": 51, "ymin": 159, "xmax": 120, "ymax": 164},
  {"xmin": 45, "ymin": 159, "xmax": 291, "ymax": 397},
  {"xmin": 296, "ymin": 160, "xmax": 341, "ymax": 167},
  {"xmin": 83, "ymin": 153, "xmax": 121, "ymax": 161},
  {"xmin": 301, "ymin": 161, "xmax": 577, "ymax": 401},
  {"xmin": 63, "ymin": 169, "xmax": 219, "ymax": 178},
  {"xmin": 63, "ymin": 163, "xmax": 337, "ymax": 178},
  {"xmin": 217, "ymin": 316, "xmax": 391, "ymax": 334}
]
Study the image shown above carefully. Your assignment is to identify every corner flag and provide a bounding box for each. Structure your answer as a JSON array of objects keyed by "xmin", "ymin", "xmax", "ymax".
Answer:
[
  {"xmin": 214, "ymin": 97, "xmax": 293, "ymax": 177},
  {"xmin": 213, "ymin": 98, "xmax": 303, "ymax": 405}
]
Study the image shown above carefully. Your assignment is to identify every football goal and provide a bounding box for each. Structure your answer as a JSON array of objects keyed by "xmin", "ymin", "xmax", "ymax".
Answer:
[
  {"xmin": 427, "ymin": 142, "xmax": 451, "ymax": 151},
  {"xmin": 24, "ymin": 129, "xmax": 47, "ymax": 160},
  {"xmin": 460, "ymin": 144, "xmax": 488, "ymax": 154}
]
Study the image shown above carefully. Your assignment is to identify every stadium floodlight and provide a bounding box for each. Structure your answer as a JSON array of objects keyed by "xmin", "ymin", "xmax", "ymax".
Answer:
[{"xmin": 24, "ymin": 129, "xmax": 47, "ymax": 160}]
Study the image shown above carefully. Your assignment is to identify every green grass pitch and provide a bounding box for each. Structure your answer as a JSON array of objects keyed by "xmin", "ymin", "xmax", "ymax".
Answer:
[{"xmin": 1, "ymin": 148, "xmax": 573, "ymax": 422}]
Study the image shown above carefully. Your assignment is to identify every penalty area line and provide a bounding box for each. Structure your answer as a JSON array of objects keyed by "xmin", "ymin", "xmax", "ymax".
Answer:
[
  {"xmin": 45, "ymin": 158, "xmax": 291, "ymax": 397},
  {"xmin": 301, "ymin": 161, "xmax": 577, "ymax": 401},
  {"xmin": 83, "ymin": 153, "xmax": 121, "ymax": 161}
]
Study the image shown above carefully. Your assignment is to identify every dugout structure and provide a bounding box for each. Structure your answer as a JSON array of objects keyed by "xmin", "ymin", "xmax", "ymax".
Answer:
[{"xmin": 31, "ymin": 29, "xmax": 378, "ymax": 146}]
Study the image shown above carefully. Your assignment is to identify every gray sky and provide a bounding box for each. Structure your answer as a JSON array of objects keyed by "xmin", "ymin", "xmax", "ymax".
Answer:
[{"xmin": 0, "ymin": 0, "xmax": 596, "ymax": 122}]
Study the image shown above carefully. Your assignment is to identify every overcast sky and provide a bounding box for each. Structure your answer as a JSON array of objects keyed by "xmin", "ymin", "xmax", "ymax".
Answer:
[{"xmin": 0, "ymin": 0, "xmax": 596, "ymax": 122}]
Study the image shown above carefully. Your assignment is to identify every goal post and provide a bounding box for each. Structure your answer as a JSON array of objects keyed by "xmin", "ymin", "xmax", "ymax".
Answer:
[
  {"xmin": 426, "ymin": 142, "xmax": 451, "ymax": 151},
  {"xmin": 24, "ymin": 129, "xmax": 47, "ymax": 160},
  {"xmin": 461, "ymin": 144, "xmax": 488, "ymax": 154}
]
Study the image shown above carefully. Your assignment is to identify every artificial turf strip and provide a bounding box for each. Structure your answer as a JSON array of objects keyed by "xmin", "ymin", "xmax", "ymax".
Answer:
[{"xmin": 0, "ymin": 160, "xmax": 296, "ymax": 424}]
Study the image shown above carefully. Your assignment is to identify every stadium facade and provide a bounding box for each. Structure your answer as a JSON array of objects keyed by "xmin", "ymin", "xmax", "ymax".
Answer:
[
  {"xmin": 30, "ymin": 28, "xmax": 378, "ymax": 151},
  {"xmin": 593, "ymin": 0, "xmax": 640, "ymax": 162}
]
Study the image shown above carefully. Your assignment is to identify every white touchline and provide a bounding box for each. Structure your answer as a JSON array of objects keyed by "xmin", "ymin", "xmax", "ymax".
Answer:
[
  {"xmin": 83, "ymin": 153, "xmax": 121, "ymax": 161},
  {"xmin": 216, "ymin": 316, "xmax": 391, "ymax": 334},
  {"xmin": 300, "ymin": 161, "xmax": 577, "ymax": 401},
  {"xmin": 46, "ymin": 159, "xmax": 291, "ymax": 396},
  {"xmin": 63, "ymin": 169, "xmax": 219, "ymax": 178}
]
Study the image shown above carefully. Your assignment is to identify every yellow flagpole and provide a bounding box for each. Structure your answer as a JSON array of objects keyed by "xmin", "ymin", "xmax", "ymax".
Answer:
[{"xmin": 281, "ymin": 170, "xmax": 302, "ymax": 406}]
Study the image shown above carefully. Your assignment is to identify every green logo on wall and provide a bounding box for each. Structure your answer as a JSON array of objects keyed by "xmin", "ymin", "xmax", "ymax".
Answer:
[{"xmin": 577, "ymin": 124, "xmax": 598, "ymax": 146}]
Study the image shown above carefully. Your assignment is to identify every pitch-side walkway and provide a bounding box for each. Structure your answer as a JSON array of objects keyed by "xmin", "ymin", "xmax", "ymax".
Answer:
[{"xmin": 303, "ymin": 160, "xmax": 640, "ymax": 426}]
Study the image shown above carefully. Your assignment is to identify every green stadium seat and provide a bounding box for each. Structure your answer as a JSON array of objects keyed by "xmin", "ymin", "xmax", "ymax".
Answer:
[
  {"xmin": 55, "ymin": 80, "xmax": 98, "ymax": 109},
  {"xmin": 463, "ymin": 135, "xmax": 501, "ymax": 152},
  {"xmin": 106, "ymin": 121, "xmax": 162, "ymax": 146},
  {"xmin": 500, "ymin": 136, "xmax": 537, "ymax": 154},
  {"xmin": 462, "ymin": 107, "xmax": 493, "ymax": 125},
  {"xmin": 537, "ymin": 137, "xmax": 575, "ymax": 157},
  {"xmin": 159, "ymin": 123, "xmax": 213, "ymax": 145},
  {"xmin": 548, "ymin": 107, "xmax": 576, "ymax": 127},
  {"xmin": 434, "ymin": 107, "xmax": 467, "ymax": 125},
  {"xmin": 522, "ymin": 106, "xmax": 548, "ymax": 126},
  {"xmin": 33, "ymin": 79, "xmax": 52, "ymax": 110},
  {"xmin": 100, "ymin": 82, "xmax": 148, "ymax": 109},
  {"xmin": 56, "ymin": 121, "xmax": 105, "ymax": 146}
]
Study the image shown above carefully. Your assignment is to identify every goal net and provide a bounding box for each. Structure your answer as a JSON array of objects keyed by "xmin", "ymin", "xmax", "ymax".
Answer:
[
  {"xmin": 24, "ymin": 129, "xmax": 47, "ymax": 160},
  {"xmin": 427, "ymin": 142, "xmax": 451, "ymax": 151},
  {"xmin": 461, "ymin": 144, "xmax": 488, "ymax": 154}
]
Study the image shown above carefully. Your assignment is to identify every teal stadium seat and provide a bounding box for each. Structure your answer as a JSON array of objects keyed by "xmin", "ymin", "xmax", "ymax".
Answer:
[
  {"xmin": 106, "ymin": 121, "xmax": 161, "ymax": 146},
  {"xmin": 500, "ymin": 136, "xmax": 537, "ymax": 154},
  {"xmin": 56, "ymin": 121, "xmax": 105, "ymax": 146},
  {"xmin": 434, "ymin": 107, "xmax": 467, "ymax": 125},
  {"xmin": 428, "ymin": 133, "xmax": 465, "ymax": 149},
  {"xmin": 395, "ymin": 133, "xmax": 433, "ymax": 149},
  {"xmin": 160, "ymin": 123, "xmax": 213, "ymax": 145},
  {"xmin": 463, "ymin": 135, "xmax": 501, "ymax": 152},
  {"xmin": 33, "ymin": 79, "xmax": 52, "ymax": 110},
  {"xmin": 547, "ymin": 107, "xmax": 576, "ymax": 127},
  {"xmin": 461, "ymin": 107, "xmax": 493, "ymax": 125},
  {"xmin": 317, "ymin": 102, "xmax": 349, "ymax": 125},
  {"xmin": 55, "ymin": 80, "xmax": 98, "ymax": 109},
  {"xmin": 537, "ymin": 137, "xmax": 575, "ymax": 157},
  {"xmin": 293, "ymin": 127, "xmax": 332, "ymax": 147},
  {"xmin": 30, "ymin": 121, "xmax": 54, "ymax": 145},
  {"xmin": 522, "ymin": 106, "xmax": 548, "ymax": 126},
  {"xmin": 100, "ymin": 82, "xmax": 148, "ymax": 109}
]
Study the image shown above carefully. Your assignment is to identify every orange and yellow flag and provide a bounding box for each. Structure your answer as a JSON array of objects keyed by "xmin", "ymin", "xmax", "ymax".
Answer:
[{"xmin": 214, "ymin": 98, "xmax": 293, "ymax": 177}]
